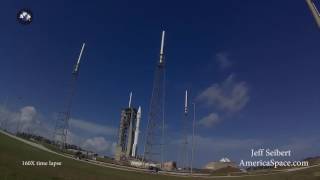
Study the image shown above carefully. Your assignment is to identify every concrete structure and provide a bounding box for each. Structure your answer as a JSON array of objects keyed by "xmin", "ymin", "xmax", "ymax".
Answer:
[
  {"xmin": 115, "ymin": 107, "xmax": 138, "ymax": 161},
  {"xmin": 115, "ymin": 92, "xmax": 143, "ymax": 161}
]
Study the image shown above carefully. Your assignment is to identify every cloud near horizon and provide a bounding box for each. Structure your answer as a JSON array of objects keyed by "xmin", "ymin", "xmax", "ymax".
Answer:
[
  {"xmin": 197, "ymin": 74, "xmax": 249, "ymax": 112},
  {"xmin": 69, "ymin": 118, "xmax": 117, "ymax": 136},
  {"xmin": 0, "ymin": 105, "xmax": 117, "ymax": 156},
  {"xmin": 198, "ymin": 112, "xmax": 220, "ymax": 127},
  {"xmin": 82, "ymin": 137, "xmax": 116, "ymax": 154},
  {"xmin": 197, "ymin": 74, "xmax": 249, "ymax": 127}
]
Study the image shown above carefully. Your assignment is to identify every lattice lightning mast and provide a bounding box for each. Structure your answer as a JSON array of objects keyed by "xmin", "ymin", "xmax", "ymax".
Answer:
[
  {"xmin": 143, "ymin": 31, "xmax": 166, "ymax": 163},
  {"xmin": 181, "ymin": 90, "xmax": 189, "ymax": 169},
  {"xmin": 54, "ymin": 43, "xmax": 86, "ymax": 149},
  {"xmin": 306, "ymin": 0, "xmax": 320, "ymax": 28}
]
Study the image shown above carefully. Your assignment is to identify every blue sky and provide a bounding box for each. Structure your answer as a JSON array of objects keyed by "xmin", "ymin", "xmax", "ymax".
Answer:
[{"xmin": 1, "ymin": 0, "xmax": 320, "ymax": 167}]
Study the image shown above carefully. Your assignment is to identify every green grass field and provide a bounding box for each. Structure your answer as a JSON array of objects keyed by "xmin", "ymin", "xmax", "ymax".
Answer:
[{"xmin": 1, "ymin": 132, "xmax": 320, "ymax": 180}]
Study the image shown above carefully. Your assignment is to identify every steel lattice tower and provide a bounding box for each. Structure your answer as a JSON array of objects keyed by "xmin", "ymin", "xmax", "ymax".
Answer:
[
  {"xmin": 180, "ymin": 90, "xmax": 189, "ymax": 170},
  {"xmin": 143, "ymin": 31, "xmax": 166, "ymax": 164},
  {"xmin": 306, "ymin": 0, "xmax": 320, "ymax": 28},
  {"xmin": 54, "ymin": 43, "xmax": 86, "ymax": 149}
]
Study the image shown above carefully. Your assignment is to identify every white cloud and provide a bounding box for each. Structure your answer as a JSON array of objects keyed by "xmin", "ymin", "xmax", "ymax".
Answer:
[
  {"xmin": 19, "ymin": 106, "xmax": 39, "ymax": 131},
  {"xmin": 216, "ymin": 52, "xmax": 232, "ymax": 69},
  {"xmin": 67, "ymin": 119, "xmax": 118, "ymax": 155},
  {"xmin": 0, "ymin": 104, "xmax": 117, "ymax": 156},
  {"xmin": 20, "ymin": 106, "xmax": 37, "ymax": 122},
  {"xmin": 69, "ymin": 118, "xmax": 117, "ymax": 136},
  {"xmin": 198, "ymin": 112, "xmax": 220, "ymax": 127},
  {"xmin": 0, "ymin": 105, "xmax": 43, "ymax": 134},
  {"xmin": 197, "ymin": 74, "xmax": 249, "ymax": 113},
  {"xmin": 82, "ymin": 137, "xmax": 116, "ymax": 153}
]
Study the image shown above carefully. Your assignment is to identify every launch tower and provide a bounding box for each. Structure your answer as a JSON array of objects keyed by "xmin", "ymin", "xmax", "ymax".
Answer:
[{"xmin": 143, "ymin": 31, "xmax": 166, "ymax": 164}]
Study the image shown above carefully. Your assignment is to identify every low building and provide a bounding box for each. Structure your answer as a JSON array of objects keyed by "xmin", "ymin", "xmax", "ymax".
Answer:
[
  {"xmin": 161, "ymin": 161, "xmax": 177, "ymax": 171},
  {"xmin": 68, "ymin": 149, "xmax": 97, "ymax": 160},
  {"xmin": 129, "ymin": 160, "xmax": 177, "ymax": 171},
  {"xmin": 204, "ymin": 158, "xmax": 238, "ymax": 171},
  {"xmin": 129, "ymin": 160, "xmax": 158, "ymax": 168}
]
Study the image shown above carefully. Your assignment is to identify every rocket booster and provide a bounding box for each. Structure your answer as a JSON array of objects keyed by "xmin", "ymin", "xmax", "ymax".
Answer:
[
  {"xmin": 132, "ymin": 106, "xmax": 141, "ymax": 157},
  {"xmin": 73, "ymin": 43, "xmax": 85, "ymax": 74}
]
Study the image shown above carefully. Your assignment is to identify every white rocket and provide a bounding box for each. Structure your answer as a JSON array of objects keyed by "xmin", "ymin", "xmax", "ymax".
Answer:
[
  {"xmin": 73, "ymin": 43, "xmax": 86, "ymax": 74},
  {"xmin": 132, "ymin": 106, "xmax": 141, "ymax": 157}
]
